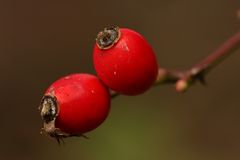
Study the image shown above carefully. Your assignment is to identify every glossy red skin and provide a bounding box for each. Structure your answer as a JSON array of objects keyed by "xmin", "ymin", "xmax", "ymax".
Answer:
[
  {"xmin": 45, "ymin": 74, "xmax": 110, "ymax": 134},
  {"xmin": 93, "ymin": 28, "xmax": 158, "ymax": 95}
]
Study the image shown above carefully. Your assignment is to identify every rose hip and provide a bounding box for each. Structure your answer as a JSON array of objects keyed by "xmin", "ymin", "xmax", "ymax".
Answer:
[
  {"xmin": 93, "ymin": 26, "xmax": 158, "ymax": 95},
  {"xmin": 39, "ymin": 73, "xmax": 110, "ymax": 142}
]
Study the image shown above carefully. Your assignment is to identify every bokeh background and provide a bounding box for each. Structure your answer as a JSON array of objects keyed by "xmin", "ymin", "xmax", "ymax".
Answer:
[{"xmin": 1, "ymin": 0, "xmax": 240, "ymax": 160}]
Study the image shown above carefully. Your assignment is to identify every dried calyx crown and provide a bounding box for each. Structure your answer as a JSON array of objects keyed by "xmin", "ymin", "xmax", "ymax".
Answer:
[
  {"xmin": 39, "ymin": 95, "xmax": 87, "ymax": 144},
  {"xmin": 40, "ymin": 95, "xmax": 58, "ymax": 123},
  {"xmin": 96, "ymin": 26, "xmax": 121, "ymax": 49}
]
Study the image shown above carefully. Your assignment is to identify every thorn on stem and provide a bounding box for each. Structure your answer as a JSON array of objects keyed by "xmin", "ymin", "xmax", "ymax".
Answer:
[
  {"xmin": 196, "ymin": 73, "xmax": 206, "ymax": 85},
  {"xmin": 192, "ymin": 71, "xmax": 207, "ymax": 85}
]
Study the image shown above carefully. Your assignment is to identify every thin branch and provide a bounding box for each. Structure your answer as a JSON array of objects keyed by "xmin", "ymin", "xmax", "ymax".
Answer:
[
  {"xmin": 190, "ymin": 31, "xmax": 240, "ymax": 75},
  {"xmin": 156, "ymin": 31, "xmax": 240, "ymax": 92}
]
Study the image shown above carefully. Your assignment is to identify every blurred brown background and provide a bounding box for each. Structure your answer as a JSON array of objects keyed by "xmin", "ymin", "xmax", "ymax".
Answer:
[{"xmin": 1, "ymin": 0, "xmax": 240, "ymax": 160}]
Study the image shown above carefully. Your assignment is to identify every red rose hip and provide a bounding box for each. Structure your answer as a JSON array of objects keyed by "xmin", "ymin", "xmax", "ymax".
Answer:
[
  {"xmin": 93, "ymin": 26, "xmax": 158, "ymax": 95},
  {"xmin": 39, "ymin": 73, "xmax": 110, "ymax": 142}
]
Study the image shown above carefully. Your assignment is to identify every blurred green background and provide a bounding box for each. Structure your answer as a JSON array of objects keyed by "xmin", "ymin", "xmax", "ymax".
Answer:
[{"xmin": 1, "ymin": 0, "xmax": 240, "ymax": 160}]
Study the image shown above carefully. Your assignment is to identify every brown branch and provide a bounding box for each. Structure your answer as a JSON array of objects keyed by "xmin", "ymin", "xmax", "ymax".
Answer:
[
  {"xmin": 111, "ymin": 31, "xmax": 240, "ymax": 98},
  {"xmin": 156, "ymin": 31, "xmax": 240, "ymax": 92}
]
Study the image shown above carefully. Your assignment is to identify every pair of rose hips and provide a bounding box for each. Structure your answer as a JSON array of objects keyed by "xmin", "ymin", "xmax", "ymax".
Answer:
[{"xmin": 39, "ymin": 26, "xmax": 158, "ymax": 142}]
